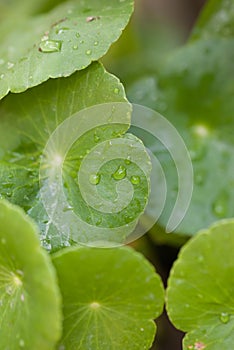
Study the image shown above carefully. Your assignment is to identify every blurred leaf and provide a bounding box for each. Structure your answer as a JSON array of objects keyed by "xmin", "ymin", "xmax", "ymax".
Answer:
[
  {"xmin": 0, "ymin": 199, "xmax": 62, "ymax": 349},
  {"xmin": 53, "ymin": 245, "xmax": 164, "ymax": 350},
  {"xmin": 0, "ymin": 0, "xmax": 134, "ymax": 99},
  {"xmin": 190, "ymin": 0, "xmax": 234, "ymax": 40},
  {"xmin": 166, "ymin": 219, "xmax": 234, "ymax": 350}
]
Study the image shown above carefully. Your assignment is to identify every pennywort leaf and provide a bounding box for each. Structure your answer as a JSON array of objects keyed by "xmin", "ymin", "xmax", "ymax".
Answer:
[
  {"xmin": 0, "ymin": 199, "xmax": 62, "ymax": 349},
  {"xmin": 52, "ymin": 246, "xmax": 164, "ymax": 350},
  {"xmin": 0, "ymin": 0, "xmax": 134, "ymax": 99},
  {"xmin": 166, "ymin": 219, "xmax": 234, "ymax": 350}
]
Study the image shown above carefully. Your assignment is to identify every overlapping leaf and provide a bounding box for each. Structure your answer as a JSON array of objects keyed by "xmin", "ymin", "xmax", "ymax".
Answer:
[
  {"xmin": 166, "ymin": 219, "xmax": 234, "ymax": 349},
  {"xmin": 0, "ymin": 199, "xmax": 62, "ymax": 349},
  {"xmin": 0, "ymin": 0, "xmax": 134, "ymax": 99},
  {"xmin": 53, "ymin": 245, "xmax": 164, "ymax": 350}
]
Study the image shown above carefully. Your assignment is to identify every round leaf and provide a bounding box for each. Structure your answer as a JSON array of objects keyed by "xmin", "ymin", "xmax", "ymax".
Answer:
[
  {"xmin": 0, "ymin": 199, "xmax": 62, "ymax": 349},
  {"xmin": 0, "ymin": 0, "xmax": 134, "ymax": 99},
  {"xmin": 166, "ymin": 219, "xmax": 234, "ymax": 350},
  {"xmin": 52, "ymin": 246, "xmax": 164, "ymax": 350}
]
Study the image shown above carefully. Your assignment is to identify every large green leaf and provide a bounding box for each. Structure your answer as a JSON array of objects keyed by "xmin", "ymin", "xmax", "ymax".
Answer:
[
  {"xmin": 0, "ymin": 199, "xmax": 62, "ymax": 349},
  {"xmin": 0, "ymin": 62, "xmax": 151, "ymax": 250},
  {"xmin": 190, "ymin": 0, "xmax": 234, "ymax": 40},
  {"xmin": 52, "ymin": 245, "xmax": 164, "ymax": 350},
  {"xmin": 0, "ymin": 0, "xmax": 134, "ymax": 99},
  {"xmin": 127, "ymin": 7, "xmax": 234, "ymax": 242},
  {"xmin": 166, "ymin": 219, "xmax": 234, "ymax": 349}
]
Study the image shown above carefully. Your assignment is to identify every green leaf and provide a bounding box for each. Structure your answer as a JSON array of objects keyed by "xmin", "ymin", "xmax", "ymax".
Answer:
[
  {"xmin": 166, "ymin": 219, "xmax": 234, "ymax": 350},
  {"xmin": 0, "ymin": 62, "xmax": 151, "ymax": 250},
  {"xmin": 0, "ymin": 199, "xmax": 62, "ymax": 349},
  {"xmin": 0, "ymin": 0, "xmax": 134, "ymax": 99},
  {"xmin": 52, "ymin": 246, "xmax": 164, "ymax": 350},
  {"xmin": 190, "ymin": 0, "xmax": 234, "ymax": 40},
  {"xmin": 128, "ymin": 37, "xmax": 234, "ymax": 241}
]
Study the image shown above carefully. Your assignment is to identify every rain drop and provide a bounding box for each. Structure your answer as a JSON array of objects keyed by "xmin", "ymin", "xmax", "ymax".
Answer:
[
  {"xmin": 73, "ymin": 45, "xmax": 78, "ymax": 50},
  {"xmin": 94, "ymin": 41, "xmax": 99, "ymax": 46},
  {"xmin": 219, "ymin": 312, "xmax": 230, "ymax": 324},
  {"xmin": 89, "ymin": 174, "xmax": 101, "ymax": 185},
  {"xmin": 39, "ymin": 40, "xmax": 62, "ymax": 53},
  {"xmin": 86, "ymin": 49, "xmax": 92, "ymax": 55},
  {"xmin": 112, "ymin": 165, "xmax": 126, "ymax": 180},
  {"xmin": 131, "ymin": 175, "xmax": 140, "ymax": 185}
]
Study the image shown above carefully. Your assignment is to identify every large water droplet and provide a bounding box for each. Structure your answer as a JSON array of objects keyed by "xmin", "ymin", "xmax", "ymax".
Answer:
[
  {"xmin": 219, "ymin": 312, "xmax": 230, "ymax": 324},
  {"xmin": 112, "ymin": 165, "xmax": 126, "ymax": 180},
  {"xmin": 131, "ymin": 175, "xmax": 141, "ymax": 185},
  {"xmin": 89, "ymin": 174, "xmax": 101, "ymax": 185},
  {"xmin": 39, "ymin": 40, "xmax": 62, "ymax": 53}
]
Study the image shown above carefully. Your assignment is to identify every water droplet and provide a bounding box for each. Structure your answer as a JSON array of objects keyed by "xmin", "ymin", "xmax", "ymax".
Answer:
[
  {"xmin": 73, "ymin": 45, "xmax": 78, "ymax": 50},
  {"xmin": 89, "ymin": 174, "xmax": 101, "ymax": 185},
  {"xmin": 140, "ymin": 328, "xmax": 144, "ymax": 332},
  {"xmin": 94, "ymin": 41, "xmax": 99, "ymax": 46},
  {"xmin": 219, "ymin": 312, "xmax": 230, "ymax": 324},
  {"xmin": 20, "ymin": 294, "xmax": 25, "ymax": 302},
  {"xmin": 80, "ymin": 40, "xmax": 84, "ymax": 44},
  {"xmin": 124, "ymin": 158, "xmax": 131, "ymax": 165},
  {"xmin": 19, "ymin": 339, "xmax": 25, "ymax": 347},
  {"xmin": 86, "ymin": 49, "xmax": 92, "ymax": 55},
  {"xmin": 112, "ymin": 165, "xmax": 126, "ymax": 180},
  {"xmin": 63, "ymin": 205, "xmax": 74, "ymax": 212},
  {"xmin": 0, "ymin": 74, "xmax": 5, "ymax": 79},
  {"xmin": 39, "ymin": 40, "xmax": 62, "ymax": 53},
  {"xmin": 114, "ymin": 88, "xmax": 119, "ymax": 94},
  {"xmin": 76, "ymin": 32, "xmax": 80, "ymax": 38},
  {"xmin": 131, "ymin": 175, "xmax": 140, "ymax": 185},
  {"xmin": 56, "ymin": 27, "xmax": 69, "ymax": 35},
  {"xmin": 212, "ymin": 191, "xmax": 228, "ymax": 218}
]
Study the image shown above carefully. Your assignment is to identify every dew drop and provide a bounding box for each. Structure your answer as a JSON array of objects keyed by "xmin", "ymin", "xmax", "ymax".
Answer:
[
  {"xmin": 90, "ymin": 301, "xmax": 101, "ymax": 309},
  {"xmin": 76, "ymin": 32, "xmax": 80, "ymax": 38},
  {"xmin": 130, "ymin": 175, "xmax": 140, "ymax": 185},
  {"xmin": 124, "ymin": 158, "xmax": 131, "ymax": 165},
  {"xmin": 114, "ymin": 88, "xmax": 119, "ymax": 94},
  {"xmin": 94, "ymin": 41, "xmax": 99, "ymax": 46},
  {"xmin": 89, "ymin": 174, "xmax": 101, "ymax": 185},
  {"xmin": 112, "ymin": 165, "xmax": 126, "ymax": 180},
  {"xmin": 73, "ymin": 45, "xmax": 78, "ymax": 50},
  {"xmin": 219, "ymin": 312, "xmax": 230, "ymax": 324},
  {"xmin": 39, "ymin": 40, "xmax": 62, "ymax": 53},
  {"xmin": 86, "ymin": 49, "xmax": 92, "ymax": 55}
]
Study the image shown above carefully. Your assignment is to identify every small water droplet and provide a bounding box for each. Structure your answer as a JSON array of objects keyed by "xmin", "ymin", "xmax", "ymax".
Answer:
[
  {"xmin": 0, "ymin": 74, "xmax": 5, "ymax": 79},
  {"xmin": 131, "ymin": 175, "xmax": 140, "ymax": 185},
  {"xmin": 140, "ymin": 328, "xmax": 144, "ymax": 332},
  {"xmin": 73, "ymin": 45, "xmax": 78, "ymax": 50},
  {"xmin": 114, "ymin": 88, "xmax": 119, "ymax": 94},
  {"xmin": 219, "ymin": 312, "xmax": 230, "ymax": 324},
  {"xmin": 39, "ymin": 40, "xmax": 62, "ymax": 53},
  {"xmin": 94, "ymin": 41, "xmax": 99, "ymax": 46},
  {"xmin": 63, "ymin": 205, "xmax": 74, "ymax": 212},
  {"xmin": 124, "ymin": 157, "xmax": 131, "ymax": 165},
  {"xmin": 80, "ymin": 40, "xmax": 84, "ymax": 44},
  {"xmin": 112, "ymin": 165, "xmax": 126, "ymax": 180},
  {"xmin": 89, "ymin": 174, "xmax": 101, "ymax": 185},
  {"xmin": 86, "ymin": 49, "xmax": 92, "ymax": 55},
  {"xmin": 20, "ymin": 293, "xmax": 25, "ymax": 302},
  {"xmin": 76, "ymin": 32, "xmax": 80, "ymax": 38}
]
